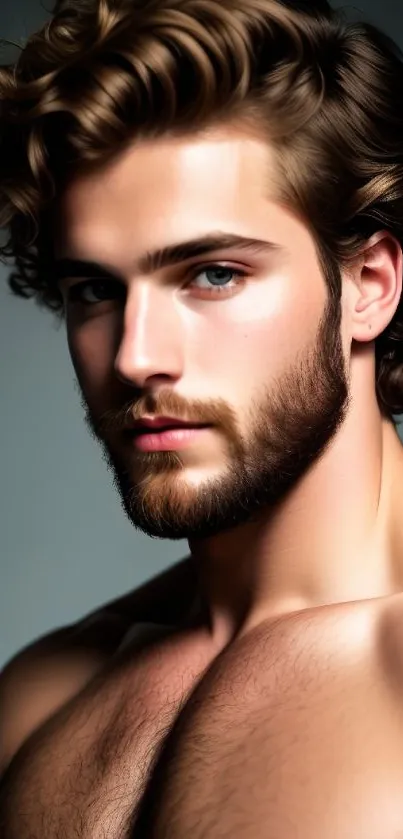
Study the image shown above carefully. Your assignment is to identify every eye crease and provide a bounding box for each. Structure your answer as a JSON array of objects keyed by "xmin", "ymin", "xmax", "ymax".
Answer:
[{"xmin": 66, "ymin": 264, "xmax": 248, "ymax": 305}]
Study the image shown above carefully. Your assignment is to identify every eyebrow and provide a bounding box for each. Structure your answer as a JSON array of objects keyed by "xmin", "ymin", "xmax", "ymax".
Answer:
[{"xmin": 53, "ymin": 232, "xmax": 284, "ymax": 282}]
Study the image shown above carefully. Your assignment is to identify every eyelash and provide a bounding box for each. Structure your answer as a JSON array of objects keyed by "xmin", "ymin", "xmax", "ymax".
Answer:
[{"xmin": 66, "ymin": 264, "xmax": 248, "ymax": 306}]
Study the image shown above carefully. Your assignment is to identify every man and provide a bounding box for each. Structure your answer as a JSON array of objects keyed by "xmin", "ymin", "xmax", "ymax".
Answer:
[{"xmin": 1, "ymin": 0, "xmax": 403, "ymax": 835}]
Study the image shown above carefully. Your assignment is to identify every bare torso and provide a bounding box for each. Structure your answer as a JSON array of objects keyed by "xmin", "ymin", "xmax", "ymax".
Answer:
[{"xmin": 2, "ymin": 593, "xmax": 403, "ymax": 839}]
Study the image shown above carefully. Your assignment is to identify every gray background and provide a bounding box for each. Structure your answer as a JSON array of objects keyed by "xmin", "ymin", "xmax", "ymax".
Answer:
[{"xmin": 1, "ymin": 0, "xmax": 402, "ymax": 669}]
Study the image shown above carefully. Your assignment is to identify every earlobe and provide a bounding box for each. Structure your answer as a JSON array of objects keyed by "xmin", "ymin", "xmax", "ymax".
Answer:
[{"xmin": 350, "ymin": 232, "xmax": 403, "ymax": 344}]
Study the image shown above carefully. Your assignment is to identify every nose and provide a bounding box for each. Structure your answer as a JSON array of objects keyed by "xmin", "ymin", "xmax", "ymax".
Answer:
[{"xmin": 114, "ymin": 283, "xmax": 184, "ymax": 389}]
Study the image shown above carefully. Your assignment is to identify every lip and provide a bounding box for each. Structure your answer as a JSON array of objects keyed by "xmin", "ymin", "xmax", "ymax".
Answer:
[
  {"xmin": 130, "ymin": 426, "xmax": 210, "ymax": 452},
  {"xmin": 131, "ymin": 416, "xmax": 207, "ymax": 432}
]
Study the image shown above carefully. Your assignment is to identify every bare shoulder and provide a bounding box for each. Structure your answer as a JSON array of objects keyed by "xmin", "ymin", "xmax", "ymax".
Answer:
[
  {"xmin": 0, "ymin": 611, "xmax": 128, "ymax": 779},
  {"xmin": 375, "ymin": 590, "xmax": 403, "ymax": 692},
  {"xmin": 145, "ymin": 598, "xmax": 403, "ymax": 839},
  {"xmin": 198, "ymin": 595, "xmax": 401, "ymax": 707},
  {"xmin": 0, "ymin": 554, "xmax": 195, "ymax": 778}
]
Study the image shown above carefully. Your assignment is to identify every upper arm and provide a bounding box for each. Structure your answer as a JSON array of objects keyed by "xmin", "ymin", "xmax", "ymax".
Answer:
[
  {"xmin": 0, "ymin": 619, "xmax": 123, "ymax": 779},
  {"xmin": 0, "ymin": 554, "xmax": 196, "ymax": 778}
]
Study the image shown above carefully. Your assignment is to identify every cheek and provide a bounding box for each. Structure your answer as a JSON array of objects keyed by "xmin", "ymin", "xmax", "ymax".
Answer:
[
  {"xmin": 66, "ymin": 315, "xmax": 119, "ymax": 391},
  {"xmin": 191, "ymin": 274, "xmax": 319, "ymax": 385}
]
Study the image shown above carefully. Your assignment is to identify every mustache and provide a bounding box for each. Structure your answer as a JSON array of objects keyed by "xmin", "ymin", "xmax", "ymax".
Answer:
[{"xmin": 94, "ymin": 390, "xmax": 237, "ymax": 437}]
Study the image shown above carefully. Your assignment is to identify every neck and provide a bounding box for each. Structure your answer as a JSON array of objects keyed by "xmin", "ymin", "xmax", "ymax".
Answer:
[{"xmin": 188, "ymin": 404, "xmax": 403, "ymax": 647}]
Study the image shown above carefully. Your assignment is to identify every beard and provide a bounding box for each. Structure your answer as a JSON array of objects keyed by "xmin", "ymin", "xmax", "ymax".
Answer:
[{"xmin": 76, "ymin": 290, "xmax": 350, "ymax": 541}]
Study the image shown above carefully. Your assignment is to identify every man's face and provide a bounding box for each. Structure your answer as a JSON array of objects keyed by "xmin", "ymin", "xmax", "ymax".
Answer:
[{"xmin": 55, "ymin": 126, "xmax": 350, "ymax": 540}]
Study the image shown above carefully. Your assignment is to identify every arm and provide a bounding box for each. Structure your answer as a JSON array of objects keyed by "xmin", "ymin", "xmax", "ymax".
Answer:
[{"xmin": 0, "ymin": 553, "xmax": 197, "ymax": 778}]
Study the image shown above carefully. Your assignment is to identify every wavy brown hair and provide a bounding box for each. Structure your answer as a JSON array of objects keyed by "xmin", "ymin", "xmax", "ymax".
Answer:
[{"xmin": 1, "ymin": 0, "xmax": 403, "ymax": 417}]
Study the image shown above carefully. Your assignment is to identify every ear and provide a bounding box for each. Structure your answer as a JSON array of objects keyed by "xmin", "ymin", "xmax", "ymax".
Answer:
[{"xmin": 349, "ymin": 231, "xmax": 402, "ymax": 344}]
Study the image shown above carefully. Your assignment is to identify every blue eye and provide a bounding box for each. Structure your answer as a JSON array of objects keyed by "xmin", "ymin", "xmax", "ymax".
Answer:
[
  {"xmin": 189, "ymin": 265, "xmax": 247, "ymax": 293},
  {"xmin": 66, "ymin": 263, "xmax": 247, "ymax": 307}
]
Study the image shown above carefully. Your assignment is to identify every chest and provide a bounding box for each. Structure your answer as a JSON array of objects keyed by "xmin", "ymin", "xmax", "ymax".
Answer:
[
  {"xmin": 133, "ymin": 606, "xmax": 403, "ymax": 839},
  {"xmin": 2, "ymin": 605, "xmax": 403, "ymax": 839},
  {"xmin": 0, "ymin": 625, "xmax": 217, "ymax": 839}
]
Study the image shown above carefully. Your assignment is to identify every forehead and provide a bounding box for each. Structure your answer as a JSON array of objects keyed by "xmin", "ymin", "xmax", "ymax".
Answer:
[{"xmin": 55, "ymin": 127, "xmax": 302, "ymax": 264}]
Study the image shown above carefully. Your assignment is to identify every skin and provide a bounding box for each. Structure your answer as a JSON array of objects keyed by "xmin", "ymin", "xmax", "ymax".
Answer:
[
  {"xmin": 2, "ymin": 121, "xmax": 403, "ymax": 839},
  {"xmin": 54, "ymin": 121, "xmax": 403, "ymax": 655}
]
